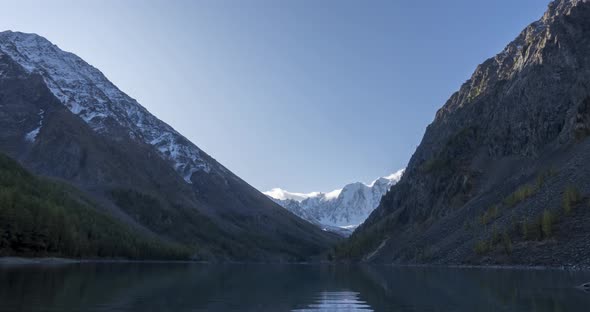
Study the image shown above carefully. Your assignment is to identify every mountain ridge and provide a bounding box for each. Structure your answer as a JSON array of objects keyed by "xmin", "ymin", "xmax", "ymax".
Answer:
[{"xmin": 0, "ymin": 30, "xmax": 215, "ymax": 183}]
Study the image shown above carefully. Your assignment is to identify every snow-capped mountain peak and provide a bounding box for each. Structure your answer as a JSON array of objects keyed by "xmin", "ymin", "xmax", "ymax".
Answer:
[
  {"xmin": 266, "ymin": 169, "xmax": 405, "ymax": 235},
  {"xmin": 0, "ymin": 30, "xmax": 213, "ymax": 183}
]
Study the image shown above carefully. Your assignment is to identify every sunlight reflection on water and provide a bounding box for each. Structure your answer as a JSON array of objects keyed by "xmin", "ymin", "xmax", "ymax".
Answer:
[{"xmin": 292, "ymin": 291, "xmax": 373, "ymax": 312}]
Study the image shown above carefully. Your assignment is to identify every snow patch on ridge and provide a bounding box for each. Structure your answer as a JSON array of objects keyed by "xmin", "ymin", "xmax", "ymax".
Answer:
[
  {"xmin": 264, "ymin": 188, "xmax": 321, "ymax": 202},
  {"xmin": 324, "ymin": 189, "xmax": 342, "ymax": 200},
  {"xmin": 25, "ymin": 127, "xmax": 41, "ymax": 142},
  {"xmin": 24, "ymin": 109, "xmax": 44, "ymax": 143}
]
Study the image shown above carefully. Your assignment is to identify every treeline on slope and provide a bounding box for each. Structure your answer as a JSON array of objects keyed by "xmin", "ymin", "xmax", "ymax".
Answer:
[
  {"xmin": 0, "ymin": 153, "xmax": 192, "ymax": 260},
  {"xmin": 110, "ymin": 188, "xmax": 320, "ymax": 261}
]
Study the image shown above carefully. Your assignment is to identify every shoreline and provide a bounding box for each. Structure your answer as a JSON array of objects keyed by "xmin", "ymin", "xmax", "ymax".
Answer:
[
  {"xmin": 1, "ymin": 257, "xmax": 590, "ymax": 272},
  {"xmin": 384, "ymin": 263, "xmax": 590, "ymax": 272},
  {"xmin": 0, "ymin": 257, "xmax": 205, "ymax": 265}
]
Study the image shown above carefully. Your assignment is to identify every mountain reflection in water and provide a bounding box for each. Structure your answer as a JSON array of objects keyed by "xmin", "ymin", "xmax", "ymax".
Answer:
[{"xmin": 0, "ymin": 263, "xmax": 589, "ymax": 311}]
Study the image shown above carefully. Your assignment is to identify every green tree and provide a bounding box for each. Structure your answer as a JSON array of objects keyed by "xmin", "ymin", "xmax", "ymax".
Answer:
[{"xmin": 541, "ymin": 210, "xmax": 555, "ymax": 239}]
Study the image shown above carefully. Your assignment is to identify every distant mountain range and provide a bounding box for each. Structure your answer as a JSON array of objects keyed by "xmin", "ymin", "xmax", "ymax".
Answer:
[
  {"xmin": 265, "ymin": 170, "xmax": 404, "ymax": 236},
  {"xmin": 0, "ymin": 30, "xmax": 338, "ymax": 261}
]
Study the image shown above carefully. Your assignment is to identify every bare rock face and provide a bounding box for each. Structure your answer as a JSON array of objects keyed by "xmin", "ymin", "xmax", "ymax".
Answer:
[{"xmin": 344, "ymin": 0, "xmax": 590, "ymax": 266}]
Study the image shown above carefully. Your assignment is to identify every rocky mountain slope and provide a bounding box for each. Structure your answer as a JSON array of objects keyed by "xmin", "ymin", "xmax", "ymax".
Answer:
[
  {"xmin": 266, "ymin": 170, "xmax": 404, "ymax": 235},
  {"xmin": 0, "ymin": 31, "xmax": 338, "ymax": 261},
  {"xmin": 337, "ymin": 0, "xmax": 590, "ymax": 267}
]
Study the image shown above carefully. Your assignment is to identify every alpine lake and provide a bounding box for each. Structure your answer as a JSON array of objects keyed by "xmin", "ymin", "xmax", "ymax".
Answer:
[{"xmin": 1, "ymin": 262, "xmax": 590, "ymax": 311}]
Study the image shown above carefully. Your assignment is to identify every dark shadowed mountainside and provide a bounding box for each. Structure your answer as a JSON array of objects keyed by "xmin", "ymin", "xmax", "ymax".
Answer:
[{"xmin": 337, "ymin": 0, "xmax": 590, "ymax": 267}]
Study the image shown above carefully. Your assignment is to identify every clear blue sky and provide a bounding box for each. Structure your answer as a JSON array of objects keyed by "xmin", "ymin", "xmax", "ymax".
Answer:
[{"xmin": 0, "ymin": 0, "xmax": 550, "ymax": 193}]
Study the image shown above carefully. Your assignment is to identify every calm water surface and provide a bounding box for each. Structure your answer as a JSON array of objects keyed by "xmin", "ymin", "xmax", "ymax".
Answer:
[{"xmin": 0, "ymin": 263, "xmax": 589, "ymax": 311}]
